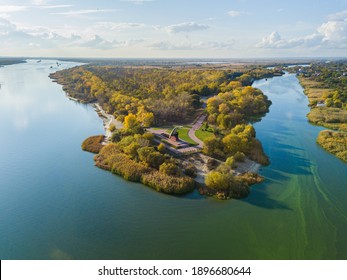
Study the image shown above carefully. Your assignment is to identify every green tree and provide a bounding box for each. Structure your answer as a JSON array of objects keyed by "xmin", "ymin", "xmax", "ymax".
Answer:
[
  {"xmin": 205, "ymin": 171, "xmax": 235, "ymax": 191},
  {"xmin": 159, "ymin": 162, "xmax": 180, "ymax": 176},
  {"xmin": 124, "ymin": 113, "xmax": 139, "ymax": 130},
  {"xmin": 157, "ymin": 142, "xmax": 166, "ymax": 153}
]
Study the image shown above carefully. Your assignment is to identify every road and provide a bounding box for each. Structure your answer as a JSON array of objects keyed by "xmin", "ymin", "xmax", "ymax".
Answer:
[{"xmin": 188, "ymin": 114, "xmax": 206, "ymax": 148}]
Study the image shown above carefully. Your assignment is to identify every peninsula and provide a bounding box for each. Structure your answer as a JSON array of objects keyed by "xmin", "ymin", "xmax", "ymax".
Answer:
[{"xmin": 51, "ymin": 63, "xmax": 283, "ymax": 199}]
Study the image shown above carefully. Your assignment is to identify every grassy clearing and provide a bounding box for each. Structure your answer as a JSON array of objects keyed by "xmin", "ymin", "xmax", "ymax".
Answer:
[
  {"xmin": 165, "ymin": 126, "xmax": 198, "ymax": 145},
  {"xmin": 177, "ymin": 127, "xmax": 198, "ymax": 145},
  {"xmin": 195, "ymin": 126, "xmax": 214, "ymax": 142}
]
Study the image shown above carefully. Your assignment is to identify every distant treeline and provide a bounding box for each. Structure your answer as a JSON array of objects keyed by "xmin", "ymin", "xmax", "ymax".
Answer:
[{"xmin": 0, "ymin": 58, "xmax": 26, "ymax": 66}]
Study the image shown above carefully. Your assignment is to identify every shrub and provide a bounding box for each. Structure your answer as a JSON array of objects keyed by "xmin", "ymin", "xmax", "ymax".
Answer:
[
  {"xmin": 81, "ymin": 135, "xmax": 104, "ymax": 153},
  {"xmin": 159, "ymin": 162, "xmax": 180, "ymax": 176},
  {"xmin": 157, "ymin": 142, "xmax": 166, "ymax": 153},
  {"xmin": 138, "ymin": 146, "xmax": 165, "ymax": 169},
  {"xmin": 111, "ymin": 130, "xmax": 122, "ymax": 142},
  {"xmin": 109, "ymin": 124, "xmax": 116, "ymax": 132},
  {"xmin": 248, "ymin": 139, "xmax": 270, "ymax": 165},
  {"xmin": 234, "ymin": 151, "xmax": 246, "ymax": 162},
  {"xmin": 141, "ymin": 171, "xmax": 195, "ymax": 194},
  {"xmin": 184, "ymin": 162, "xmax": 197, "ymax": 178},
  {"xmin": 226, "ymin": 156, "xmax": 237, "ymax": 168},
  {"xmin": 95, "ymin": 144, "xmax": 150, "ymax": 181},
  {"xmin": 205, "ymin": 171, "xmax": 250, "ymax": 198},
  {"xmin": 111, "ymin": 155, "xmax": 150, "ymax": 182},
  {"xmin": 317, "ymin": 130, "xmax": 347, "ymax": 162},
  {"xmin": 238, "ymin": 172, "xmax": 264, "ymax": 185}
]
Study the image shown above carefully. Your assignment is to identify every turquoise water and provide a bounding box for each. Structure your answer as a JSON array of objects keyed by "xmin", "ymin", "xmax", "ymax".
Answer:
[{"xmin": 0, "ymin": 62, "xmax": 346, "ymax": 259}]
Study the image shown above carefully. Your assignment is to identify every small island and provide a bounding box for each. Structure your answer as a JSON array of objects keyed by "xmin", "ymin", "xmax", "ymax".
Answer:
[
  {"xmin": 292, "ymin": 62, "xmax": 347, "ymax": 162},
  {"xmin": 51, "ymin": 63, "xmax": 283, "ymax": 199}
]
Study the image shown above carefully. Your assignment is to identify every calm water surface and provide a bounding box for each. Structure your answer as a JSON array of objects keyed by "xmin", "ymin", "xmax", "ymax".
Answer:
[{"xmin": 0, "ymin": 62, "xmax": 346, "ymax": 259}]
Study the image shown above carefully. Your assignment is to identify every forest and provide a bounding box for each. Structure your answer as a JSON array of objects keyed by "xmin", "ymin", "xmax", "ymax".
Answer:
[{"xmin": 52, "ymin": 65, "xmax": 279, "ymax": 198}]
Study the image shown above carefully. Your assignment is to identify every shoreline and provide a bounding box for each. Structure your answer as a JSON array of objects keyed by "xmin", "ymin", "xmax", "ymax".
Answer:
[
  {"xmin": 298, "ymin": 76, "xmax": 347, "ymax": 162},
  {"xmin": 92, "ymin": 103, "xmax": 123, "ymax": 142},
  {"xmin": 61, "ymin": 91, "xmax": 124, "ymax": 143}
]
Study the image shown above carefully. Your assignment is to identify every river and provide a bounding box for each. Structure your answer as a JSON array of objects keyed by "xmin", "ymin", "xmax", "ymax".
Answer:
[{"xmin": 0, "ymin": 61, "xmax": 346, "ymax": 259}]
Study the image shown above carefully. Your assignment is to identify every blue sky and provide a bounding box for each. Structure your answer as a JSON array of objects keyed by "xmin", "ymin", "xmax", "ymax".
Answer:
[{"xmin": 1, "ymin": 0, "xmax": 347, "ymax": 58}]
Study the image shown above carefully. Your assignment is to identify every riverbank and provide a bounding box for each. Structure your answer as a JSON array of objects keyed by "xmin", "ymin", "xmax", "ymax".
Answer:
[
  {"xmin": 93, "ymin": 103, "xmax": 123, "ymax": 142},
  {"xmin": 51, "ymin": 70, "xmax": 122, "ymax": 142},
  {"xmin": 298, "ymin": 76, "xmax": 347, "ymax": 162}
]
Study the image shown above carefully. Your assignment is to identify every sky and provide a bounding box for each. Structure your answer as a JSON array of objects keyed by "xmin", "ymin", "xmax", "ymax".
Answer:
[{"xmin": 1, "ymin": 0, "xmax": 347, "ymax": 58}]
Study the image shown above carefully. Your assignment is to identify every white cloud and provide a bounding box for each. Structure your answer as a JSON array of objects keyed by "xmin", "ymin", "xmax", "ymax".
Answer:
[
  {"xmin": 31, "ymin": 0, "xmax": 49, "ymax": 5},
  {"xmin": 227, "ymin": 10, "xmax": 249, "ymax": 17},
  {"xmin": 0, "ymin": 5, "xmax": 27, "ymax": 13},
  {"xmin": 39, "ymin": 5, "xmax": 73, "ymax": 9},
  {"xmin": 227, "ymin": 10, "xmax": 241, "ymax": 17},
  {"xmin": 166, "ymin": 22, "xmax": 210, "ymax": 33},
  {"xmin": 0, "ymin": 17, "xmax": 17, "ymax": 34},
  {"xmin": 328, "ymin": 10, "xmax": 347, "ymax": 21},
  {"xmin": 0, "ymin": 17, "xmax": 121, "ymax": 51},
  {"xmin": 257, "ymin": 31, "xmax": 282, "ymax": 47},
  {"xmin": 81, "ymin": 35, "xmax": 115, "ymax": 50},
  {"xmin": 150, "ymin": 40, "xmax": 234, "ymax": 50},
  {"xmin": 319, "ymin": 21, "xmax": 347, "ymax": 44},
  {"xmin": 121, "ymin": 0, "xmax": 154, "ymax": 4},
  {"xmin": 256, "ymin": 31, "xmax": 324, "ymax": 49},
  {"xmin": 81, "ymin": 35, "xmax": 143, "ymax": 49},
  {"xmin": 96, "ymin": 22, "xmax": 146, "ymax": 30},
  {"xmin": 52, "ymin": 9, "xmax": 117, "ymax": 16},
  {"xmin": 257, "ymin": 10, "xmax": 347, "ymax": 50}
]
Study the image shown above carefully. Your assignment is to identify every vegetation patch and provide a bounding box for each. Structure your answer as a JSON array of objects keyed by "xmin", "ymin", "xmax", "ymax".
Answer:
[
  {"xmin": 317, "ymin": 130, "xmax": 347, "ymax": 162},
  {"xmin": 93, "ymin": 141, "xmax": 195, "ymax": 194},
  {"xmin": 81, "ymin": 135, "xmax": 105, "ymax": 153},
  {"xmin": 204, "ymin": 171, "xmax": 250, "ymax": 199},
  {"xmin": 308, "ymin": 107, "xmax": 347, "ymax": 132},
  {"xmin": 295, "ymin": 62, "xmax": 347, "ymax": 161},
  {"xmin": 195, "ymin": 125, "xmax": 214, "ymax": 142},
  {"xmin": 141, "ymin": 171, "xmax": 195, "ymax": 194}
]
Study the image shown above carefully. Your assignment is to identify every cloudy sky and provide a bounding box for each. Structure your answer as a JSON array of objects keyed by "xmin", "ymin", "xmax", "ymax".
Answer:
[{"xmin": 1, "ymin": 0, "xmax": 347, "ymax": 58}]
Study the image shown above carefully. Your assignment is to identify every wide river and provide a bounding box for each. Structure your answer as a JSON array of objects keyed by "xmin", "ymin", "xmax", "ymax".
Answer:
[{"xmin": 1, "ymin": 60, "xmax": 346, "ymax": 259}]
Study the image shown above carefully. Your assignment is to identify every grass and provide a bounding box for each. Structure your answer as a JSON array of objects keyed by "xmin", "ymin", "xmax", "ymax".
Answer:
[
  {"xmin": 298, "ymin": 77, "xmax": 333, "ymax": 105},
  {"xmin": 308, "ymin": 107, "xmax": 347, "ymax": 132},
  {"xmin": 195, "ymin": 126, "xmax": 214, "ymax": 142},
  {"xmin": 177, "ymin": 127, "xmax": 198, "ymax": 145},
  {"xmin": 317, "ymin": 130, "xmax": 347, "ymax": 162},
  {"xmin": 165, "ymin": 126, "xmax": 198, "ymax": 145}
]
